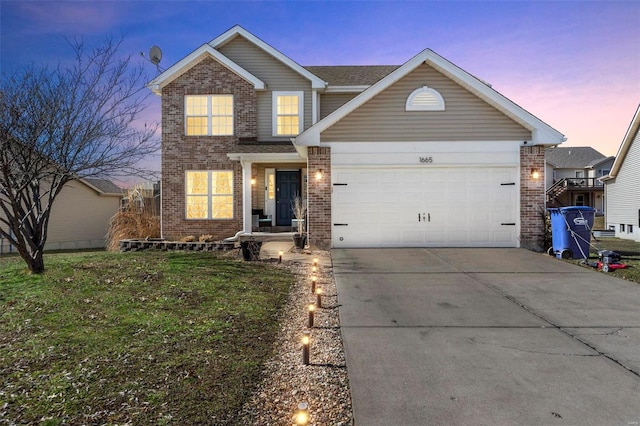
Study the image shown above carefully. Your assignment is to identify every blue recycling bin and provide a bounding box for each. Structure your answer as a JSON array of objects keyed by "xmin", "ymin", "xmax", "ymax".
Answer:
[{"xmin": 548, "ymin": 206, "xmax": 595, "ymax": 259}]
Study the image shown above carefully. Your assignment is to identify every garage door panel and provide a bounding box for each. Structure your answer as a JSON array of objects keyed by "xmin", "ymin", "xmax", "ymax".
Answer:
[{"xmin": 332, "ymin": 167, "xmax": 517, "ymax": 248}]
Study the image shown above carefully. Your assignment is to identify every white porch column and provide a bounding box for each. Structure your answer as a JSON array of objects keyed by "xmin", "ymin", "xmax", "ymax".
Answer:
[{"xmin": 241, "ymin": 161, "xmax": 253, "ymax": 234}]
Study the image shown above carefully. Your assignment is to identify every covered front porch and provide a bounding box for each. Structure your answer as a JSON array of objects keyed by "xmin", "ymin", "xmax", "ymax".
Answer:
[{"xmin": 228, "ymin": 151, "xmax": 308, "ymax": 235}]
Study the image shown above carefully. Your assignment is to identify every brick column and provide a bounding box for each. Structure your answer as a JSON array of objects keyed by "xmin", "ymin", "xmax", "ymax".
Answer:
[
  {"xmin": 307, "ymin": 146, "xmax": 331, "ymax": 250},
  {"xmin": 520, "ymin": 145, "xmax": 546, "ymax": 251}
]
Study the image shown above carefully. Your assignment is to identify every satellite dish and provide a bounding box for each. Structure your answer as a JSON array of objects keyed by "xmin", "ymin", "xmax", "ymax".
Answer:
[{"xmin": 149, "ymin": 46, "xmax": 162, "ymax": 65}]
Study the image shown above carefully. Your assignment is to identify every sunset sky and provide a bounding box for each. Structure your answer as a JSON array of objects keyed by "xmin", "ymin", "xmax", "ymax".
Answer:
[{"xmin": 1, "ymin": 0, "xmax": 639, "ymax": 174}]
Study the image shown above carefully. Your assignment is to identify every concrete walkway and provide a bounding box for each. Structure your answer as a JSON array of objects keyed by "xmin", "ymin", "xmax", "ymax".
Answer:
[{"xmin": 333, "ymin": 248, "xmax": 640, "ymax": 425}]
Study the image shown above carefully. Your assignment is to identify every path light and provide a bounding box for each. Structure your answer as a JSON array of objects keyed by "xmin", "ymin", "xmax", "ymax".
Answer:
[
  {"xmin": 308, "ymin": 303, "xmax": 315, "ymax": 328},
  {"xmin": 315, "ymin": 287, "xmax": 323, "ymax": 308},
  {"xmin": 311, "ymin": 276, "xmax": 317, "ymax": 294},
  {"xmin": 313, "ymin": 257, "xmax": 319, "ymax": 267},
  {"xmin": 311, "ymin": 265, "xmax": 317, "ymax": 273},
  {"xmin": 301, "ymin": 332, "xmax": 310, "ymax": 365},
  {"xmin": 294, "ymin": 402, "xmax": 309, "ymax": 425},
  {"xmin": 278, "ymin": 250, "xmax": 283, "ymax": 264}
]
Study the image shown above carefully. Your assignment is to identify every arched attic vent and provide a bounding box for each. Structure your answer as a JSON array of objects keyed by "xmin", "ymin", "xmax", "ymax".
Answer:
[{"xmin": 405, "ymin": 86, "xmax": 445, "ymax": 111}]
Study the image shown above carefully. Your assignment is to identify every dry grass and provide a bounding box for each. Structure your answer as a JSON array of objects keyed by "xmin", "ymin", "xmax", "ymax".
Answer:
[{"xmin": 105, "ymin": 185, "xmax": 160, "ymax": 251}]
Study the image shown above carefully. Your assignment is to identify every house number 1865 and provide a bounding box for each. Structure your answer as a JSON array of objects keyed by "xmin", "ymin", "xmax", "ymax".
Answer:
[{"xmin": 419, "ymin": 156, "xmax": 433, "ymax": 163}]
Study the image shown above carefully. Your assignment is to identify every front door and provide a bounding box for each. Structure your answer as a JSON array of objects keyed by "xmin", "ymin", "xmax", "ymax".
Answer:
[{"xmin": 275, "ymin": 170, "xmax": 301, "ymax": 226}]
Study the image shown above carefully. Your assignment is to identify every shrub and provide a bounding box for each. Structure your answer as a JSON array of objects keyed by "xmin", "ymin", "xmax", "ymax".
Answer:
[{"xmin": 106, "ymin": 185, "xmax": 160, "ymax": 251}]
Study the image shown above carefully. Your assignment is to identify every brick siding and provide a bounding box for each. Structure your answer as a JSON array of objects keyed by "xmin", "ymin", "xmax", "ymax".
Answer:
[
  {"xmin": 307, "ymin": 147, "xmax": 332, "ymax": 249},
  {"xmin": 161, "ymin": 57, "xmax": 256, "ymax": 240},
  {"xmin": 520, "ymin": 145, "xmax": 546, "ymax": 251}
]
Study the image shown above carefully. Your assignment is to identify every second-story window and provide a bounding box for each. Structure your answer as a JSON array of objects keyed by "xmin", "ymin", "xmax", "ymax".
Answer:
[
  {"xmin": 185, "ymin": 95, "xmax": 234, "ymax": 136},
  {"xmin": 273, "ymin": 91, "xmax": 303, "ymax": 136}
]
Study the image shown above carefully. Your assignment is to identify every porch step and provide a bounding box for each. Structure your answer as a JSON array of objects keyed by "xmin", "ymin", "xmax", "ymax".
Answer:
[{"xmin": 238, "ymin": 232, "xmax": 297, "ymax": 243}]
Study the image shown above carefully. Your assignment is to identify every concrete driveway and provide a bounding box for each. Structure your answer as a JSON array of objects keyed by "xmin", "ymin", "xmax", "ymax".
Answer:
[{"xmin": 333, "ymin": 248, "xmax": 640, "ymax": 425}]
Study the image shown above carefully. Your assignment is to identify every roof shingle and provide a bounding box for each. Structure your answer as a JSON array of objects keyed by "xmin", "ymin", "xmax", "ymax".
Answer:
[
  {"xmin": 545, "ymin": 147, "xmax": 606, "ymax": 169},
  {"xmin": 304, "ymin": 65, "xmax": 399, "ymax": 86}
]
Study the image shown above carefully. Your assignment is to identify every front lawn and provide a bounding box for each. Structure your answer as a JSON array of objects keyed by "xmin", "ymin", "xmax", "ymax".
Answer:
[{"xmin": 0, "ymin": 251, "xmax": 294, "ymax": 424}]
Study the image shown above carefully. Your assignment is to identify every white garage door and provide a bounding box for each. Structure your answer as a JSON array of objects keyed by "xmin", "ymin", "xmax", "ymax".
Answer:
[{"xmin": 332, "ymin": 167, "xmax": 518, "ymax": 248}]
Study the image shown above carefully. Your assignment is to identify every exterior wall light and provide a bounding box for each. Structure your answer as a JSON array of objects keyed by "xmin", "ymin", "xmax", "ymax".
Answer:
[
  {"xmin": 531, "ymin": 168, "xmax": 540, "ymax": 179},
  {"xmin": 250, "ymin": 177, "xmax": 257, "ymax": 186},
  {"xmin": 315, "ymin": 169, "xmax": 323, "ymax": 181}
]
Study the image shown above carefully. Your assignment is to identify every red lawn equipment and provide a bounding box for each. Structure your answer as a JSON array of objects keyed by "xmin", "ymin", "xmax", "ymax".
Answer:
[{"xmin": 596, "ymin": 250, "xmax": 628, "ymax": 273}]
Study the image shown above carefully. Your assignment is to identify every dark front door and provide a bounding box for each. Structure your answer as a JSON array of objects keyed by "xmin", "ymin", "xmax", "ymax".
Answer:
[{"xmin": 276, "ymin": 170, "xmax": 301, "ymax": 226}]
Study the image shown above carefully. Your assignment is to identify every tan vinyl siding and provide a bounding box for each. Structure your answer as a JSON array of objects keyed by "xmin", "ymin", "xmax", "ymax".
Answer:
[
  {"xmin": 321, "ymin": 63, "xmax": 531, "ymax": 142},
  {"xmin": 606, "ymin": 130, "xmax": 640, "ymax": 225},
  {"xmin": 45, "ymin": 181, "xmax": 121, "ymax": 250},
  {"xmin": 0, "ymin": 180, "xmax": 120, "ymax": 252},
  {"xmin": 218, "ymin": 36, "xmax": 312, "ymax": 141},
  {"xmin": 320, "ymin": 93, "xmax": 358, "ymax": 119}
]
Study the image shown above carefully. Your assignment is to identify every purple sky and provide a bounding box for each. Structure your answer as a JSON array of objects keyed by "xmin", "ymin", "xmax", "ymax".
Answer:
[{"xmin": 2, "ymin": 0, "xmax": 639, "ymax": 174}]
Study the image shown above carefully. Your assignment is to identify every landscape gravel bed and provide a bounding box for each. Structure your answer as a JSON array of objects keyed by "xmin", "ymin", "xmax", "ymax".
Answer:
[{"xmin": 236, "ymin": 251, "xmax": 353, "ymax": 425}]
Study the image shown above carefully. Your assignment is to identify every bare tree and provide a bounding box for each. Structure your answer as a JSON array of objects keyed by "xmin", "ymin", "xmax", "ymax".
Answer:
[{"xmin": 0, "ymin": 37, "xmax": 159, "ymax": 273}]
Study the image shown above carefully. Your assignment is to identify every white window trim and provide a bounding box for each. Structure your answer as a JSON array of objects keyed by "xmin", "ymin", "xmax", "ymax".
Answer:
[
  {"xmin": 272, "ymin": 91, "xmax": 304, "ymax": 136},
  {"xmin": 185, "ymin": 170, "xmax": 234, "ymax": 220},
  {"xmin": 405, "ymin": 86, "xmax": 445, "ymax": 111},
  {"xmin": 185, "ymin": 95, "xmax": 234, "ymax": 136}
]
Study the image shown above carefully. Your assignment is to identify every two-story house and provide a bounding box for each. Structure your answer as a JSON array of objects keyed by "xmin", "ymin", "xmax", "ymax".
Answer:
[
  {"xmin": 148, "ymin": 25, "xmax": 565, "ymax": 250},
  {"xmin": 545, "ymin": 147, "xmax": 615, "ymax": 213}
]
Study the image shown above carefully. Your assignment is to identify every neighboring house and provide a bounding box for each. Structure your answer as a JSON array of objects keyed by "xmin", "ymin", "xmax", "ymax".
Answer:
[
  {"xmin": 602, "ymin": 105, "xmax": 640, "ymax": 242},
  {"xmin": 0, "ymin": 178, "xmax": 123, "ymax": 253},
  {"xmin": 148, "ymin": 25, "xmax": 565, "ymax": 250},
  {"xmin": 545, "ymin": 147, "xmax": 615, "ymax": 213}
]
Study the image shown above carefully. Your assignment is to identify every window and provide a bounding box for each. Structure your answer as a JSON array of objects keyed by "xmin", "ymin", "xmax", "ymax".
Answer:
[
  {"xmin": 267, "ymin": 174, "xmax": 275, "ymax": 200},
  {"xmin": 628, "ymin": 225, "xmax": 633, "ymax": 234},
  {"xmin": 185, "ymin": 171, "xmax": 233, "ymax": 219},
  {"xmin": 620, "ymin": 224, "xmax": 625, "ymax": 232},
  {"xmin": 273, "ymin": 92, "xmax": 303, "ymax": 136},
  {"xmin": 406, "ymin": 86, "xmax": 445, "ymax": 111},
  {"xmin": 185, "ymin": 95, "xmax": 233, "ymax": 136}
]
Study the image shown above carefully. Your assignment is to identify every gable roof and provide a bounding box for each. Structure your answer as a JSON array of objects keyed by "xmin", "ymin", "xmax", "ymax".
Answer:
[
  {"xmin": 147, "ymin": 43, "xmax": 265, "ymax": 95},
  {"xmin": 81, "ymin": 178, "xmax": 123, "ymax": 196},
  {"xmin": 545, "ymin": 147, "xmax": 606, "ymax": 169},
  {"xmin": 209, "ymin": 25, "xmax": 326, "ymax": 90},
  {"xmin": 587, "ymin": 156, "xmax": 615, "ymax": 169},
  {"xmin": 295, "ymin": 48, "xmax": 565, "ymax": 147},
  {"xmin": 602, "ymin": 104, "xmax": 640, "ymax": 181}
]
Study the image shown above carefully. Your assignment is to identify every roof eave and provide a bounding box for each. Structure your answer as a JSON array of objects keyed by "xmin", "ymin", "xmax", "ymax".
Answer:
[
  {"xmin": 147, "ymin": 44, "xmax": 266, "ymax": 95},
  {"xmin": 424, "ymin": 52, "xmax": 565, "ymax": 145},
  {"xmin": 608, "ymin": 104, "xmax": 640, "ymax": 179},
  {"xmin": 324, "ymin": 85, "xmax": 371, "ymax": 94}
]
